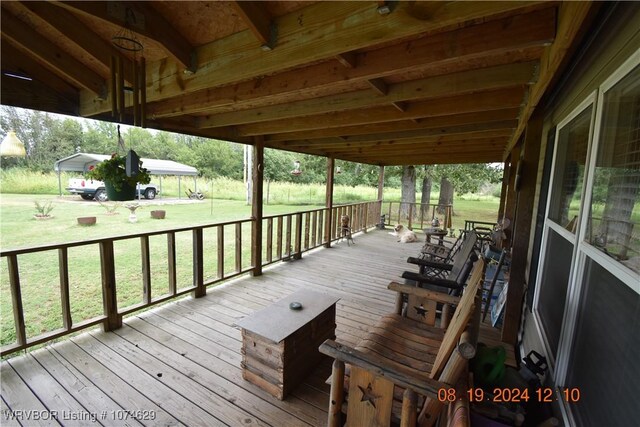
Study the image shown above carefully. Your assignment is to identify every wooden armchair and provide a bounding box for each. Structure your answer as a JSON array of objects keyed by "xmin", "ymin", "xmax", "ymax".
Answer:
[
  {"xmin": 319, "ymin": 258, "xmax": 485, "ymax": 427},
  {"xmin": 403, "ymin": 232, "xmax": 478, "ymax": 293}
]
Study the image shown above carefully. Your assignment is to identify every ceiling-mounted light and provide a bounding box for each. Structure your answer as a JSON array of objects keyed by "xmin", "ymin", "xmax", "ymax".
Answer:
[{"xmin": 0, "ymin": 130, "xmax": 27, "ymax": 157}]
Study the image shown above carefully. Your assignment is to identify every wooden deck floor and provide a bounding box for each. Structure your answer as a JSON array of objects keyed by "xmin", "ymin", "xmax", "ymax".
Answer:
[{"xmin": 1, "ymin": 230, "xmax": 514, "ymax": 427}]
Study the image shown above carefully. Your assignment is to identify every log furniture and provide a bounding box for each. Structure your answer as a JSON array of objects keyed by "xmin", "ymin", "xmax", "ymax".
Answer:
[
  {"xmin": 319, "ymin": 257, "xmax": 485, "ymax": 426},
  {"xmin": 237, "ymin": 289, "xmax": 339, "ymax": 400}
]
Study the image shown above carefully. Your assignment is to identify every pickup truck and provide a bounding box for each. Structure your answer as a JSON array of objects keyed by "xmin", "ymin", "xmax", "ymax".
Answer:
[{"xmin": 66, "ymin": 178, "xmax": 159, "ymax": 201}]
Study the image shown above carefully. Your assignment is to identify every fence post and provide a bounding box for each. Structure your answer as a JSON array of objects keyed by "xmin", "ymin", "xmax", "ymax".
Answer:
[
  {"xmin": 324, "ymin": 158, "xmax": 335, "ymax": 248},
  {"xmin": 192, "ymin": 227, "xmax": 205, "ymax": 298},
  {"xmin": 7, "ymin": 255, "xmax": 26, "ymax": 346},
  {"xmin": 100, "ymin": 241, "xmax": 122, "ymax": 331}
]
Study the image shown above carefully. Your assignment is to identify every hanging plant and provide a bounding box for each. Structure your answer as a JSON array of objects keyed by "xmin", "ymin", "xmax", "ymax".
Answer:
[{"xmin": 87, "ymin": 153, "xmax": 150, "ymax": 191}]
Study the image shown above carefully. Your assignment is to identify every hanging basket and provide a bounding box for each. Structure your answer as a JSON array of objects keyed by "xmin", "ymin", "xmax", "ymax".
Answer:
[{"xmin": 105, "ymin": 181, "xmax": 136, "ymax": 201}]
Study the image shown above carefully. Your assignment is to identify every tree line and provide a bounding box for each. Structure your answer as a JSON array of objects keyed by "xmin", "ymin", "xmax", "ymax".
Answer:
[{"xmin": 1, "ymin": 106, "xmax": 503, "ymax": 200}]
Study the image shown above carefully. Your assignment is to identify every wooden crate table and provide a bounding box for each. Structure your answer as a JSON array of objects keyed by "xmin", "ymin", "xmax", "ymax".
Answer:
[{"xmin": 237, "ymin": 289, "xmax": 339, "ymax": 400}]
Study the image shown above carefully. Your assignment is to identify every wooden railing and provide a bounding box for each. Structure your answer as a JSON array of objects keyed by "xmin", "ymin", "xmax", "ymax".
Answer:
[
  {"xmin": 0, "ymin": 200, "xmax": 381, "ymax": 356},
  {"xmin": 384, "ymin": 201, "xmax": 453, "ymax": 231}
]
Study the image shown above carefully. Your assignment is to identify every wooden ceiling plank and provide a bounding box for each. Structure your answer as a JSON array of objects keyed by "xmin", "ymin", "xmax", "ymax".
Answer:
[
  {"xmin": 505, "ymin": 2, "xmax": 596, "ymax": 158},
  {"xmin": 231, "ymin": 1, "xmax": 272, "ymax": 47},
  {"xmin": 20, "ymin": 1, "xmax": 135, "ymax": 84},
  {"xmin": 79, "ymin": 1, "xmax": 551, "ymax": 117},
  {"xmin": 1, "ymin": 11, "xmax": 106, "ymax": 97},
  {"xmin": 235, "ymin": 87, "xmax": 525, "ymax": 136},
  {"xmin": 55, "ymin": 1, "xmax": 195, "ymax": 71},
  {"xmin": 266, "ymin": 108, "xmax": 520, "ymax": 141},
  {"xmin": 199, "ymin": 61, "xmax": 535, "ymax": 128}
]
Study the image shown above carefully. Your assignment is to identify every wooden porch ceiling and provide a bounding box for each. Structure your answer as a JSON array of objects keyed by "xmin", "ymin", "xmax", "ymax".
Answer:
[{"xmin": 1, "ymin": 1, "xmax": 596, "ymax": 165}]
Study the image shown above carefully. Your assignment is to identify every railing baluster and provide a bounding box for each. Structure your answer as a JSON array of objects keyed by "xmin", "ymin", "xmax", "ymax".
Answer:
[
  {"xmin": 294, "ymin": 213, "xmax": 303, "ymax": 260},
  {"xmin": 193, "ymin": 228, "xmax": 205, "ymax": 297},
  {"xmin": 277, "ymin": 216, "xmax": 283, "ymax": 259},
  {"xmin": 317, "ymin": 210, "xmax": 324, "ymax": 246},
  {"xmin": 167, "ymin": 232, "xmax": 177, "ymax": 295},
  {"xmin": 285, "ymin": 215, "xmax": 292, "ymax": 257},
  {"xmin": 311, "ymin": 211, "xmax": 317, "ymax": 247},
  {"xmin": 141, "ymin": 236, "xmax": 152, "ymax": 304},
  {"xmin": 235, "ymin": 223, "xmax": 242, "ymax": 273},
  {"xmin": 58, "ymin": 248, "xmax": 72, "ymax": 330},
  {"xmin": 217, "ymin": 225, "xmax": 224, "ymax": 279},
  {"xmin": 99, "ymin": 241, "xmax": 121, "ymax": 331},
  {"xmin": 388, "ymin": 202, "xmax": 393, "ymax": 225},
  {"xmin": 364, "ymin": 203, "xmax": 368, "ymax": 233},
  {"xmin": 408, "ymin": 203, "xmax": 413, "ymax": 230},
  {"xmin": 266, "ymin": 218, "xmax": 273, "ymax": 263},
  {"xmin": 304, "ymin": 212, "xmax": 310, "ymax": 250},
  {"xmin": 7, "ymin": 255, "xmax": 26, "ymax": 346}
]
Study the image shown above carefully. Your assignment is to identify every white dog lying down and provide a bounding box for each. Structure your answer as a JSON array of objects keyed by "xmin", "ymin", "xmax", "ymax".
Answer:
[{"xmin": 389, "ymin": 224, "xmax": 418, "ymax": 243}]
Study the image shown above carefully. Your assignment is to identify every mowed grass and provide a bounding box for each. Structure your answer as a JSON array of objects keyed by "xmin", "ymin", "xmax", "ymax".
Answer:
[{"xmin": 0, "ymin": 191, "xmax": 499, "ymax": 350}]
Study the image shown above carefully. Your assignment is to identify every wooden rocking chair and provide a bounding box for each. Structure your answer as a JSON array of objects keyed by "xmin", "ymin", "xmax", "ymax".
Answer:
[{"xmin": 319, "ymin": 257, "xmax": 485, "ymax": 427}]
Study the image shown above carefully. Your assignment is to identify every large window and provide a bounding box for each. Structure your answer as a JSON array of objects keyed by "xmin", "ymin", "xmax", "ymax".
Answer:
[
  {"xmin": 548, "ymin": 107, "xmax": 592, "ymax": 231},
  {"xmin": 586, "ymin": 65, "xmax": 640, "ymax": 274}
]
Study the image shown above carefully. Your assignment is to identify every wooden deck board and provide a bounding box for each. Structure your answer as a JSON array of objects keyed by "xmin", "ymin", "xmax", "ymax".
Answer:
[{"xmin": 0, "ymin": 230, "xmax": 516, "ymax": 426}]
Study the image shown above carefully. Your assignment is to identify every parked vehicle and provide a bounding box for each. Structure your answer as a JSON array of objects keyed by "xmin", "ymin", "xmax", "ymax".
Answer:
[{"xmin": 66, "ymin": 178, "xmax": 159, "ymax": 201}]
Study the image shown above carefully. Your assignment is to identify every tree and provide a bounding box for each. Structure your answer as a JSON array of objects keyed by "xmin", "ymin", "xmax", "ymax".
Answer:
[
  {"xmin": 420, "ymin": 165, "xmax": 433, "ymax": 217},
  {"xmin": 400, "ymin": 165, "xmax": 416, "ymax": 220},
  {"xmin": 438, "ymin": 175, "xmax": 454, "ymax": 215}
]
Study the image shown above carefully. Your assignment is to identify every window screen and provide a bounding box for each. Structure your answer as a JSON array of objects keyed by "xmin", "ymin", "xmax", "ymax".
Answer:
[
  {"xmin": 586, "ymin": 65, "xmax": 640, "ymax": 273},
  {"xmin": 537, "ymin": 229, "xmax": 573, "ymax": 358},
  {"xmin": 548, "ymin": 107, "xmax": 592, "ymax": 231},
  {"xmin": 565, "ymin": 258, "xmax": 640, "ymax": 426}
]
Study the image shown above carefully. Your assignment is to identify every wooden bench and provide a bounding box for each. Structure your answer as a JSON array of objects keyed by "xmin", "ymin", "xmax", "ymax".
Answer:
[{"xmin": 319, "ymin": 257, "xmax": 484, "ymax": 427}]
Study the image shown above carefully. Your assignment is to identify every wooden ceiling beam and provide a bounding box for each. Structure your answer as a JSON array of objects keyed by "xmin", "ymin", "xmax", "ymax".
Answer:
[
  {"xmin": 199, "ymin": 61, "xmax": 536, "ymax": 128},
  {"xmin": 1, "ymin": 11, "xmax": 106, "ymax": 97},
  {"xmin": 266, "ymin": 108, "xmax": 520, "ymax": 142},
  {"xmin": 367, "ymin": 78, "xmax": 388, "ymax": 96},
  {"xmin": 154, "ymin": 6, "xmax": 554, "ymax": 119},
  {"xmin": 80, "ymin": 2, "xmax": 553, "ymax": 117},
  {"xmin": 231, "ymin": 1, "xmax": 273, "ymax": 48},
  {"xmin": 55, "ymin": 1, "xmax": 195, "ymax": 71},
  {"xmin": 505, "ymin": 2, "xmax": 596, "ymax": 158},
  {"xmin": 1, "ymin": 75, "xmax": 79, "ymax": 117},
  {"xmin": 1, "ymin": 42, "xmax": 79, "ymax": 101},
  {"xmin": 276, "ymin": 127, "xmax": 515, "ymax": 150},
  {"xmin": 20, "ymin": 1, "xmax": 135, "ymax": 84},
  {"xmin": 235, "ymin": 87, "xmax": 525, "ymax": 136}
]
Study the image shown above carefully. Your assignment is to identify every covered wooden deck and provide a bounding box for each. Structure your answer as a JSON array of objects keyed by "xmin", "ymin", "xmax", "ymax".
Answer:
[{"xmin": 1, "ymin": 230, "xmax": 513, "ymax": 426}]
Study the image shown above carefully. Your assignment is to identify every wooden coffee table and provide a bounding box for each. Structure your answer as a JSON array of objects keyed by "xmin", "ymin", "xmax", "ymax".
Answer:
[{"xmin": 237, "ymin": 289, "xmax": 339, "ymax": 400}]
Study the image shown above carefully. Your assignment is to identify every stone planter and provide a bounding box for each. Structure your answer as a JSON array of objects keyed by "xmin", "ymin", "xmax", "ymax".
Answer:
[
  {"xmin": 77, "ymin": 216, "xmax": 97, "ymax": 226},
  {"xmin": 150, "ymin": 210, "xmax": 166, "ymax": 219}
]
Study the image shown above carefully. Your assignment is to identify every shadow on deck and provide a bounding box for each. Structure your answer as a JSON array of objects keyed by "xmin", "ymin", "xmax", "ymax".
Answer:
[{"xmin": 0, "ymin": 229, "xmax": 514, "ymax": 426}]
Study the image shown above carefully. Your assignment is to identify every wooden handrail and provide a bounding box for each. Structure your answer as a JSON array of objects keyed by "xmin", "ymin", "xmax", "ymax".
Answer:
[
  {"xmin": 384, "ymin": 201, "xmax": 453, "ymax": 230},
  {"xmin": 0, "ymin": 201, "xmax": 379, "ymax": 356}
]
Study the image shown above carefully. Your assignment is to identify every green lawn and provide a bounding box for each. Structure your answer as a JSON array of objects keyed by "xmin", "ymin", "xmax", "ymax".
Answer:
[{"xmin": 0, "ymin": 192, "xmax": 499, "ymax": 351}]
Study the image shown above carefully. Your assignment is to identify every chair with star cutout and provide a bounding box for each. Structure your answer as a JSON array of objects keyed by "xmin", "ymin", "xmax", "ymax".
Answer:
[{"xmin": 319, "ymin": 256, "xmax": 484, "ymax": 427}]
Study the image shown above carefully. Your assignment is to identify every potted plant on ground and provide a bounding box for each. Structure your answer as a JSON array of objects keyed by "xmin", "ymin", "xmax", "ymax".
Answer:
[{"xmin": 87, "ymin": 152, "xmax": 150, "ymax": 201}]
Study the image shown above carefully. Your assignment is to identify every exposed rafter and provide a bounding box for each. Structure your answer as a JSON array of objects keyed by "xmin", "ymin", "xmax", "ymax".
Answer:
[
  {"xmin": 1, "ymin": 11, "xmax": 106, "ymax": 97},
  {"xmin": 232, "ymin": 1, "xmax": 274, "ymax": 49},
  {"xmin": 20, "ymin": 1, "xmax": 135, "ymax": 84},
  {"xmin": 55, "ymin": 1, "xmax": 196, "ymax": 72}
]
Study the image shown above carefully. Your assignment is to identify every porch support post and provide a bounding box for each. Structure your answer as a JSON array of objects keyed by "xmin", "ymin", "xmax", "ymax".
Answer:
[
  {"xmin": 497, "ymin": 159, "xmax": 509, "ymax": 220},
  {"xmin": 324, "ymin": 157, "xmax": 335, "ymax": 248},
  {"xmin": 99, "ymin": 241, "xmax": 122, "ymax": 331},
  {"xmin": 377, "ymin": 165, "xmax": 385, "ymax": 201},
  {"xmin": 502, "ymin": 111, "xmax": 543, "ymax": 344},
  {"xmin": 503, "ymin": 143, "xmax": 522, "ymax": 248},
  {"xmin": 251, "ymin": 136, "xmax": 264, "ymax": 276}
]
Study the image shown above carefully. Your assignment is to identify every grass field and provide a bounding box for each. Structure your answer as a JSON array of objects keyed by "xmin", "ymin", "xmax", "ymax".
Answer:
[{"xmin": 0, "ymin": 189, "xmax": 500, "ymax": 351}]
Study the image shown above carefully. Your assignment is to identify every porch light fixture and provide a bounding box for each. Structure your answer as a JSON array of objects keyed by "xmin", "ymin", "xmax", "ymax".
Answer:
[
  {"xmin": 291, "ymin": 160, "xmax": 302, "ymax": 176},
  {"xmin": 0, "ymin": 130, "xmax": 26, "ymax": 158}
]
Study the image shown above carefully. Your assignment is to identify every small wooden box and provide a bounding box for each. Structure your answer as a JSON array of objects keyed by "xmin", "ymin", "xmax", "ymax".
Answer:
[{"xmin": 238, "ymin": 290, "xmax": 339, "ymax": 400}]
